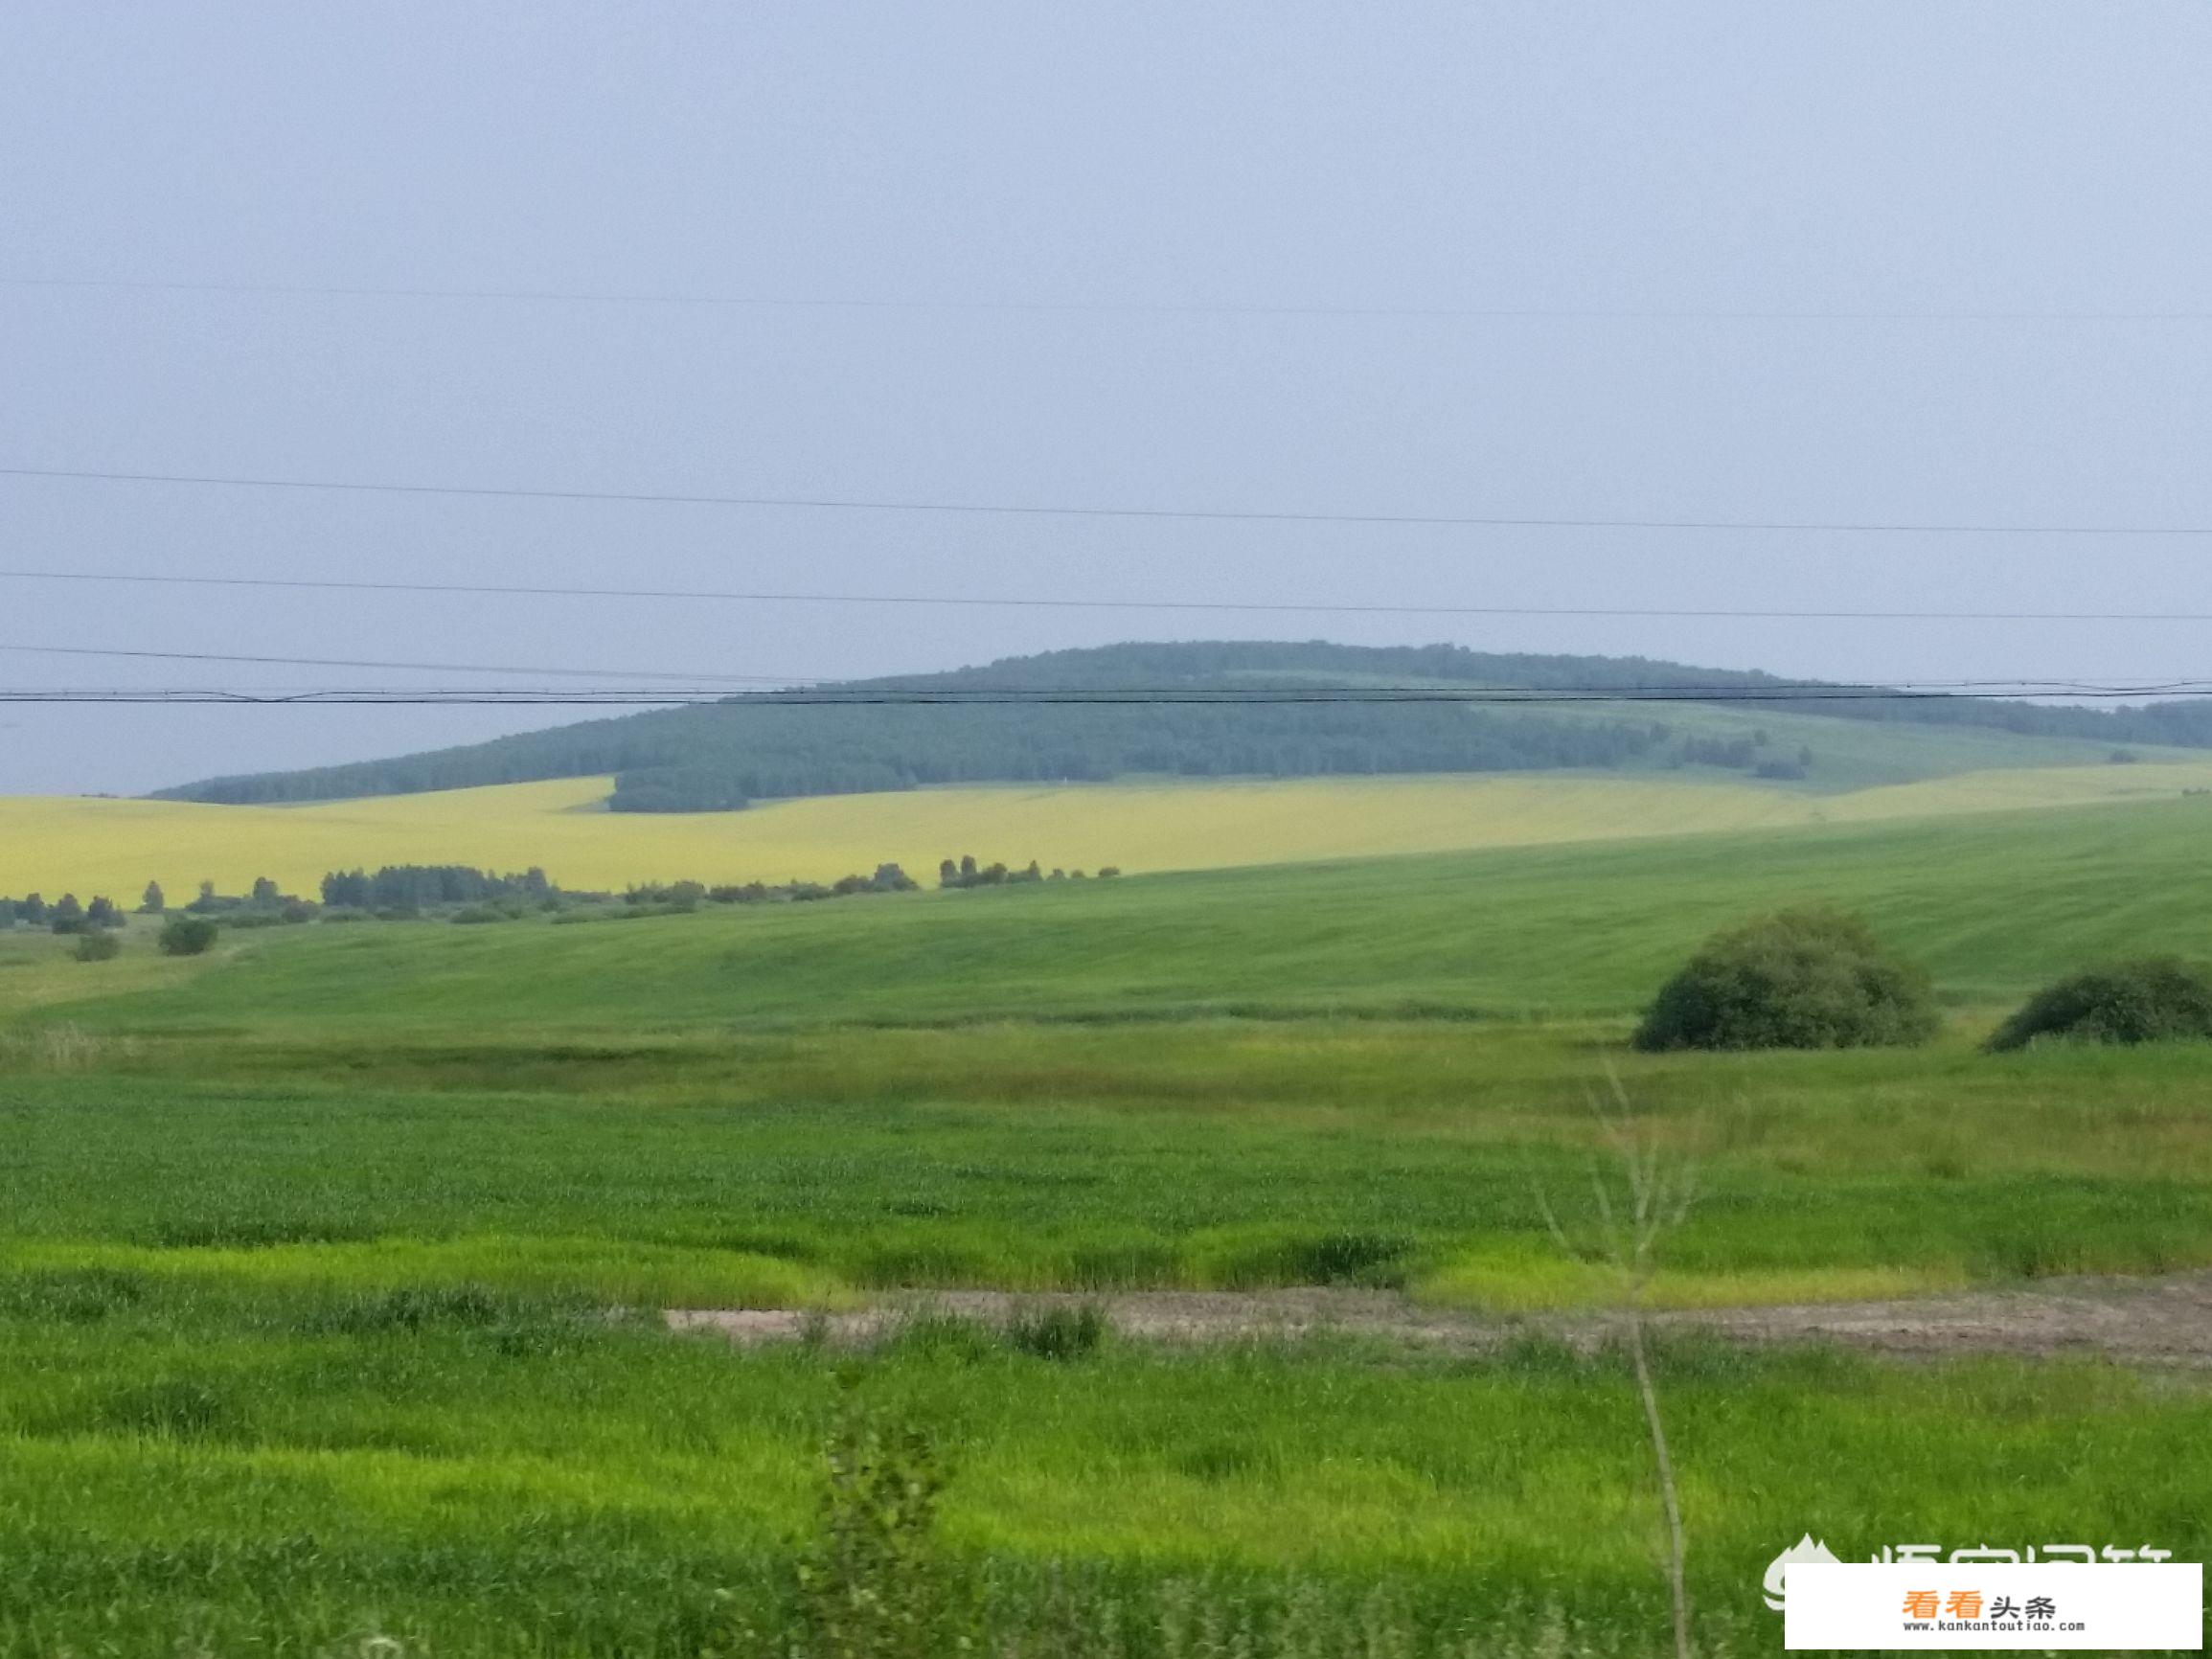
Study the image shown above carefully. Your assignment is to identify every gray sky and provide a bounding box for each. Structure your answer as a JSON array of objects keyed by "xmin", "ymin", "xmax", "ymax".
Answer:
[{"xmin": 4, "ymin": 2, "xmax": 2209, "ymax": 795}]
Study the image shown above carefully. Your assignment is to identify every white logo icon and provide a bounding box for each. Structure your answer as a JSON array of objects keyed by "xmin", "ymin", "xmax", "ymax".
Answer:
[{"xmin": 1764, "ymin": 1534, "xmax": 1842, "ymax": 1611}]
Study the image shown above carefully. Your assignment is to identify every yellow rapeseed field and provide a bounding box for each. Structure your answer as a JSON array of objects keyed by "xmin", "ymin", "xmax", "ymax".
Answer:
[{"xmin": 5, "ymin": 763, "xmax": 2212, "ymax": 898}]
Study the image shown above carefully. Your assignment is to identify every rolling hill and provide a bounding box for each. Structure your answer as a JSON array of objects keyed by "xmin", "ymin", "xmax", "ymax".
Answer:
[
  {"xmin": 10, "ymin": 761, "xmax": 2212, "ymax": 899},
  {"xmin": 6, "ymin": 639, "xmax": 2204, "ymax": 898},
  {"xmin": 21, "ymin": 793, "xmax": 2212, "ymax": 1033},
  {"xmin": 153, "ymin": 641, "xmax": 2212, "ymax": 811}
]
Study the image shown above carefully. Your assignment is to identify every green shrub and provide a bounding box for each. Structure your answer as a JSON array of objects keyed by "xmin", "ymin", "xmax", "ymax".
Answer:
[
  {"xmin": 71, "ymin": 931, "xmax": 122, "ymax": 963},
  {"xmin": 1987, "ymin": 958, "xmax": 2212, "ymax": 1052},
  {"xmin": 1633, "ymin": 907, "xmax": 1938, "ymax": 1052},
  {"xmin": 156, "ymin": 917, "xmax": 220, "ymax": 957},
  {"xmin": 794, "ymin": 1404, "xmax": 970, "ymax": 1653}
]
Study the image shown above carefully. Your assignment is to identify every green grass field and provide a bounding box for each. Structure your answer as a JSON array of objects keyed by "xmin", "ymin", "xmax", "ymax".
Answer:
[
  {"xmin": 4, "ymin": 1023, "xmax": 2211, "ymax": 1307},
  {"xmin": 17, "ymin": 792, "xmax": 2212, "ymax": 1032},
  {"xmin": 2, "ymin": 1294, "xmax": 2201, "ymax": 1656},
  {"xmin": 2, "ymin": 796, "xmax": 2209, "ymax": 1653}
]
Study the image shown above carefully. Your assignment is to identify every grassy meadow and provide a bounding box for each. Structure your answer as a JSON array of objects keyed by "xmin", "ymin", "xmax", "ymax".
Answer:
[
  {"xmin": 1, "ymin": 1298, "xmax": 2203, "ymax": 1656},
  {"xmin": 4, "ymin": 1020, "xmax": 2211, "ymax": 1308},
  {"xmin": 2, "ymin": 791, "xmax": 2210, "ymax": 1650}
]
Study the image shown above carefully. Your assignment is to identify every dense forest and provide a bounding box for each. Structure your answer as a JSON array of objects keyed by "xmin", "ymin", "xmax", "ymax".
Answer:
[{"xmin": 155, "ymin": 641, "xmax": 2212, "ymax": 812}]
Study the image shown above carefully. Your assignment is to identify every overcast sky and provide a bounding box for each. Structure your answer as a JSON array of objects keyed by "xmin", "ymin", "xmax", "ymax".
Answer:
[{"xmin": 4, "ymin": 3, "xmax": 2209, "ymax": 795}]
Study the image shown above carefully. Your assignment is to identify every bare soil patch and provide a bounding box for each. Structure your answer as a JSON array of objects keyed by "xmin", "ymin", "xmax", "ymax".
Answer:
[{"xmin": 667, "ymin": 1268, "xmax": 2212, "ymax": 1365}]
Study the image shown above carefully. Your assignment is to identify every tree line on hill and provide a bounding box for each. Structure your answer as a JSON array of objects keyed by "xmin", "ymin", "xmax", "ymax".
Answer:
[
  {"xmin": 0, "ymin": 877, "xmax": 322, "ymax": 937},
  {"xmin": 0, "ymin": 886, "xmax": 228, "ymax": 960},
  {"xmin": 319, "ymin": 865, "xmax": 555, "ymax": 910},
  {"xmin": 939, "ymin": 856, "xmax": 1120, "ymax": 887},
  {"xmin": 0, "ymin": 891, "xmax": 133, "ymax": 933},
  {"xmin": 7, "ymin": 856, "xmax": 1113, "ymax": 949},
  {"xmin": 150, "ymin": 642, "xmax": 2212, "ymax": 814},
  {"xmin": 167, "ymin": 697, "xmax": 1675, "ymax": 813}
]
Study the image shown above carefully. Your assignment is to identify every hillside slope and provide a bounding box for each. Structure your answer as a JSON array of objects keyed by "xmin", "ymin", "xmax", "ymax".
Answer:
[
  {"xmin": 16, "ymin": 761, "xmax": 2212, "ymax": 899},
  {"xmin": 154, "ymin": 641, "xmax": 2212, "ymax": 810},
  {"xmin": 25, "ymin": 794, "xmax": 2212, "ymax": 1033}
]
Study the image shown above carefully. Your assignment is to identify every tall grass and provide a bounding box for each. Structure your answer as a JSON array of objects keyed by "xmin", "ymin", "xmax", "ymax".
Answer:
[{"xmin": 0, "ymin": 1284, "xmax": 2203, "ymax": 1655}]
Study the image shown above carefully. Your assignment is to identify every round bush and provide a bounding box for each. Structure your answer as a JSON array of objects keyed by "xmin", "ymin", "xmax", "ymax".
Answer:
[
  {"xmin": 1987, "ymin": 958, "xmax": 2212, "ymax": 1052},
  {"xmin": 156, "ymin": 917, "xmax": 219, "ymax": 957},
  {"xmin": 1633, "ymin": 907, "xmax": 1938, "ymax": 1052},
  {"xmin": 72, "ymin": 931, "xmax": 122, "ymax": 963}
]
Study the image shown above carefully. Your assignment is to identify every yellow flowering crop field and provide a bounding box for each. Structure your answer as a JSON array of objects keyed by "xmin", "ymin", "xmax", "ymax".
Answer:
[{"xmin": 5, "ymin": 761, "xmax": 2211, "ymax": 898}]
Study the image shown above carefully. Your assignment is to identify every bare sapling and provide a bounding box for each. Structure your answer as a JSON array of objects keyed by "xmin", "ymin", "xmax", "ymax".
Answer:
[{"xmin": 1534, "ymin": 1069, "xmax": 1699, "ymax": 1659}]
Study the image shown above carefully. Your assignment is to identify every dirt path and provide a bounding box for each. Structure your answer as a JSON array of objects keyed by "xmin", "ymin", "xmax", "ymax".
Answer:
[{"xmin": 667, "ymin": 1269, "xmax": 2212, "ymax": 1366}]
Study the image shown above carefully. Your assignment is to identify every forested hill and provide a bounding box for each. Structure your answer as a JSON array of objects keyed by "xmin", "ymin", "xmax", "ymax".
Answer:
[{"xmin": 155, "ymin": 641, "xmax": 2212, "ymax": 812}]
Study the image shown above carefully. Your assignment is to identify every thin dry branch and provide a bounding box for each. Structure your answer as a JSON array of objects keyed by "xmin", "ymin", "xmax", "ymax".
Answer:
[{"xmin": 1530, "ymin": 1068, "xmax": 1699, "ymax": 1659}]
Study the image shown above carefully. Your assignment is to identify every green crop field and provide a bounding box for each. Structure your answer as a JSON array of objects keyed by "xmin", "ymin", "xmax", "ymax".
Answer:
[
  {"xmin": 18, "ymin": 791, "xmax": 2212, "ymax": 1032},
  {"xmin": 2, "ymin": 795, "xmax": 2209, "ymax": 1654}
]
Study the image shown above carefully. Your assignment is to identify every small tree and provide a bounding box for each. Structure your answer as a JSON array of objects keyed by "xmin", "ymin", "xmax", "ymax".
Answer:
[
  {"xmin": 139, "ymin": 881, "xmax": 166, "ymax": 915},
  {"xmin": 793, "ymin": 1403, "xmax": 966, "ymax": 1654},
  {"xmin": 49, "ymin": 895, "xmax": 88, "ymax": 936},
  {"xmin": 85, "ymin": 897, "xmax": 121, "ymax": 929},
  {"xmin": 1634, "ymin": 908, "xmax": 1937, "ymax": 1052},
  {"xmin": 158, "ymin": 917, "xmax": 219, "ymax": 957},
  {"xmin": 74, "ymin": 931, "xmax": 122, "ymax": 963}
]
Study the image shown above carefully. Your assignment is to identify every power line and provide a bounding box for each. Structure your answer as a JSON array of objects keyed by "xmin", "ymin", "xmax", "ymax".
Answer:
[
  {"xmin": 8, "ymin": 683, "xmax": 2209, "ymax": 708},
  {"xmin": 5, "ymin": 564, "xmax": 2212, "ymax": 625},
  {"xmin": 0, "ymin": 642, "xmax": 2193, "ymax": 696},
  {"xmin": 7, "ymin": 274, "xmax": 2207, "ymax": 324},
  {"xmin": 3, "ymin": 464, "xmax": 2208, "ymax": 536},
  {"xmin": 11, "ymin": 639, "xmax": 2211, "ymax": 701},
  {"xmin": 0, "ymin": 641, "xmax": 803, "ymax": 685}
]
